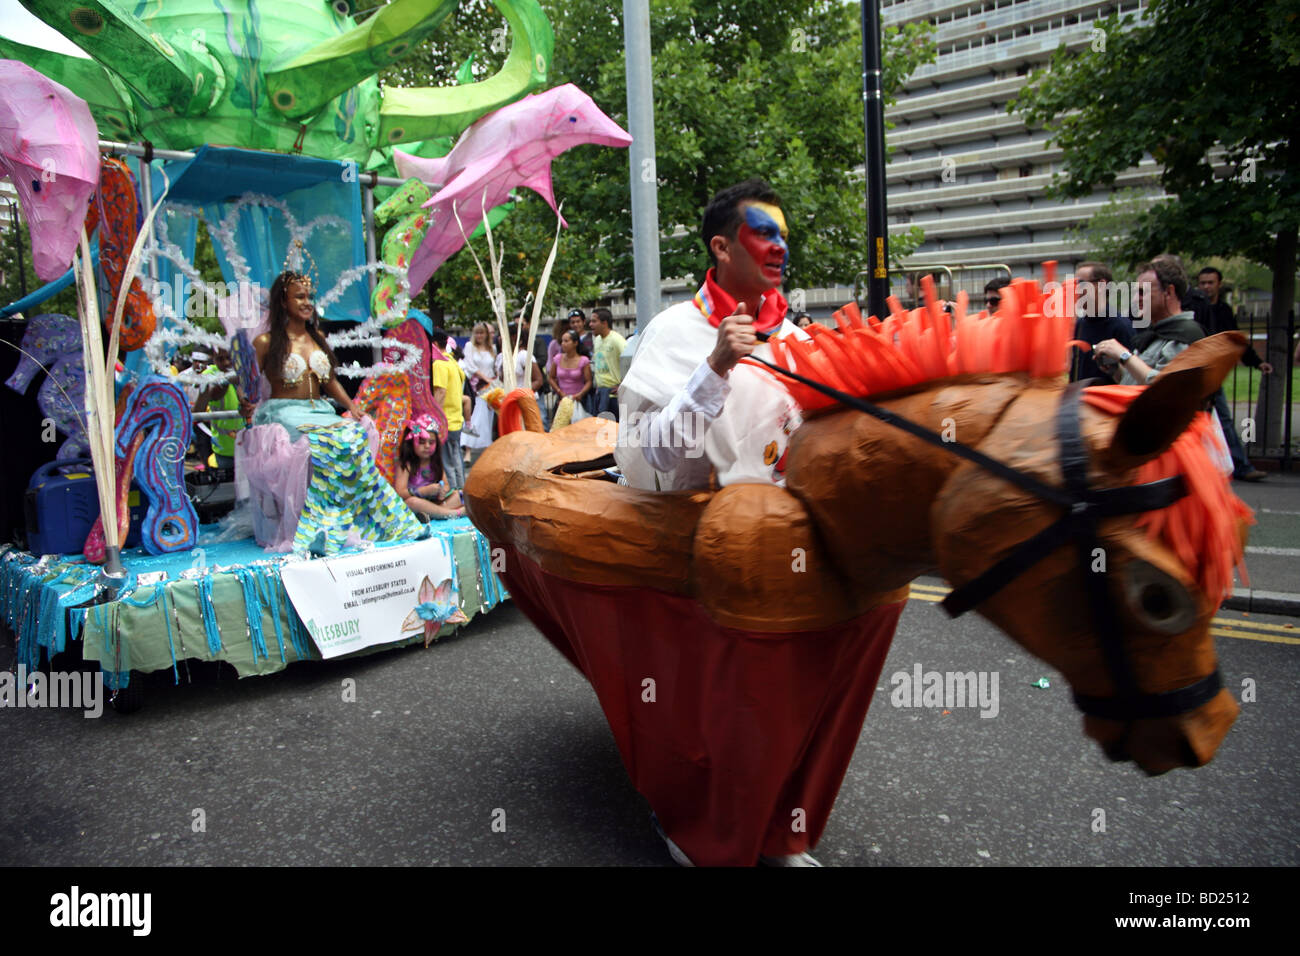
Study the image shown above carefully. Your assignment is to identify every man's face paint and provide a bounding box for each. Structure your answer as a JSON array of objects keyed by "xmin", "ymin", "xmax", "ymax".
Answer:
[{"xmin": 737, "ymin": 202, "xmax": 789, "ymax": 286}]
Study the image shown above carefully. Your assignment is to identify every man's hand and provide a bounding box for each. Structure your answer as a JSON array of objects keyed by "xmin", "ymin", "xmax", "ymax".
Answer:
[
  {"xmin": 708, "ymin": 301, "xmax": 757, "ymax": 377},
  {"xmin": 1093, "ymin": 338, "xmax": 1125, "ymax": 364}
]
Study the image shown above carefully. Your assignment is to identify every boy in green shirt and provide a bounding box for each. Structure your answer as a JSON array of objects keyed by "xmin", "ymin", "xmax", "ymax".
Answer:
[
  {"xmin": 589, "ymin": 307, "xmax": 625, "ymax": 419},
  {"xmin": 195, "ymin": 349, "xmax": 243, "ymax": 468}
]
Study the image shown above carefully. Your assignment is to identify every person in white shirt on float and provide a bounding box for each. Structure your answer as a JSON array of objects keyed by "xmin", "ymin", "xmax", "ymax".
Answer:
[{"xmin": 616, "ymin": 178, "xmax": 805, "ymax": 491}]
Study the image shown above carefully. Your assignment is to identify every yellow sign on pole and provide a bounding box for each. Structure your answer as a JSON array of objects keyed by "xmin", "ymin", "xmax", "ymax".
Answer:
[{"xmin": 873, "ymin": 237, "xmax": 887, "ymax": 279}]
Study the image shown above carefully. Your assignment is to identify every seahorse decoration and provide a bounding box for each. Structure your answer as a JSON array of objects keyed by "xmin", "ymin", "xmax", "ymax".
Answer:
[
  {"xmin": 230, "ymin": 329, "xmax": 263, "ymax": 403},
  {"xmin": 4, "ymin": 314, "xmax": 88, "ymax": 460},
  {"xmin": 387, "ymin": 317, "xmax": 441, "ymax": 427},
  {"xmin": 104, "ymin": 376, "xmax": 198, "ymax": 555},
  {"xmin": 371, "ymin": 177, "xmax": 432, "ymax": 325},
  {"xmin": 87, "ymin": 157, "xmax": 156, "ymax": 352}
]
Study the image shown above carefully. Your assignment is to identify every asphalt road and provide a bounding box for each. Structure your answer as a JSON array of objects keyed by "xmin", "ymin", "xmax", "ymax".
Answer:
[{"xmin": 2, "ymin": 590, "xmax": 1296, "ymax": 867}]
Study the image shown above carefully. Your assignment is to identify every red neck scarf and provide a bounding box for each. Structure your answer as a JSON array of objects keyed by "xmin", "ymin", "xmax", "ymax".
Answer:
[{"xmin": 694, "ymin": 269, "xmax": 789, "ymax": 334}]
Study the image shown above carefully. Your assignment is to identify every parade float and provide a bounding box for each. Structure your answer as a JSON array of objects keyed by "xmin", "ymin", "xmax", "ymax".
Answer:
[
  {"xmin": 0, "ymin": 1, "xmax": 631, "ymax": 712},
  {"xmin": 464, "ymin": 276, "xmax": 1254, "ymax": 866}
]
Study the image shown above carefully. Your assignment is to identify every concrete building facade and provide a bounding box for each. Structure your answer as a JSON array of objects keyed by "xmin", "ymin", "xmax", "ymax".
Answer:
[{"xmin": 879, "ymin": 0, "xmax": 1161, "ymax": 290}]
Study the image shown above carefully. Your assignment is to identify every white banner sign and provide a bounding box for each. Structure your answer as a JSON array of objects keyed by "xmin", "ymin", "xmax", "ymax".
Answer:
[{"xmin": 280, "ymin": 538, "xmax": 457, "ymax": 659}]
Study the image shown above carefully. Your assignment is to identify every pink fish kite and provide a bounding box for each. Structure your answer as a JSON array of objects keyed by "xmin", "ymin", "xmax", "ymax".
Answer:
[
  {"xmin": 0, "ymin": 61, "xmax": 100, "ymax": 281},
  {"xmin": 394, "ymin": 83, "xmax": 632, "ymax": 296}
]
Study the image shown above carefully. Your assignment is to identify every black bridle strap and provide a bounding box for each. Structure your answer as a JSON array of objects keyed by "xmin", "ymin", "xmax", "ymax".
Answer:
[
  {"xmin": 1054, "ymin": 385, "xmax": 1222, "ymax": 719},
  {"xmin": 939, "ymin": 514, "xmax": 1079, "ymax": 617},
  {"xmin": 1057, "ymin": 383, "xmax": 1142, "ymax": 700},
  {"xmin": 937, "ymin": 477, "xmax": 1187, "ymax": 615},
  {"xmin": 1073, "ymin": 670, "xmax": 1223, "ymax": 721},
  {"xmin": 744, "ymin": 355, "xmax": 1073, "ymax": 508},
  {"xmin": 938, "ymin": 385, "xmax": 1185, "ymax": 621}
]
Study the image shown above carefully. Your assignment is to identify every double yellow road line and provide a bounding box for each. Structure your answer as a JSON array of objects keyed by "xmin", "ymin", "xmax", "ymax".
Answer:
[{"xmin": 907, "ymin": 583, "xmax": 1300, "ymax": 646}]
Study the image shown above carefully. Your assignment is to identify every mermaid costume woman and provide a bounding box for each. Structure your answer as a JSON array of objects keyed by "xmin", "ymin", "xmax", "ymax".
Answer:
[{"xmin": 248, "ymin": 350, "xmax": 423, "ymax": 553}]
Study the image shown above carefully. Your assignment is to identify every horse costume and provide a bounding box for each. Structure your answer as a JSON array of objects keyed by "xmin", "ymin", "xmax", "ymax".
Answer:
[{"xmin": 464, "ymin": 277, "xmax": 1251, "ymax": 866}]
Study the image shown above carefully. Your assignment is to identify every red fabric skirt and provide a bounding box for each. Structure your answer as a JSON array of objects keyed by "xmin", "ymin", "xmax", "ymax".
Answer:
[{"xmin": 496, "ymin": 544, "xmax": 904, "ymax": 866}]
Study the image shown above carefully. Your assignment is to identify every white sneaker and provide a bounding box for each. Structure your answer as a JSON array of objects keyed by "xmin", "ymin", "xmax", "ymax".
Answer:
[
  {"xmin": 650, "ymin": 813, "xmax": 694, "ymax": 867},
  {"xmin": 758, "ymin": 851, "xmax": 823, "ymax": 867}
]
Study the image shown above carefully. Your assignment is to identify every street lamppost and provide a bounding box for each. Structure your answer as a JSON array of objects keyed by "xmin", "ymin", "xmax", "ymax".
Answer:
[
  {"xmin": 623, "ymin": 0, "xmax": 662, "ymax": 331},
  {"xmin": 861, "ymin": 0, "xmax": 889, "ymax": 321}
]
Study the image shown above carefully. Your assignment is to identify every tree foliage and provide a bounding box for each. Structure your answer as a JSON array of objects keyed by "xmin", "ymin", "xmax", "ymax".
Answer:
[
  {"xmin": 1014, "ymin": 0, "xmax": 1299, "ymax": 447},
  {"xmin": 1, "ymin": 216, "xmax": 79, "ymax": 319},
  {"xmin": 382, "ymin": 0, "xmax": 933, "ymax": 326},
  {"xmin": 1013, "ymin": 0, "xmax": 1299, "ymax": 270}
]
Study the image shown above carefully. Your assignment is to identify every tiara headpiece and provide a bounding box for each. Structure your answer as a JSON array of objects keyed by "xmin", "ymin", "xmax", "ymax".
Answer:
[{"xmin": 282, "ymin": 239, "xmax": 320, "ymax": 294}]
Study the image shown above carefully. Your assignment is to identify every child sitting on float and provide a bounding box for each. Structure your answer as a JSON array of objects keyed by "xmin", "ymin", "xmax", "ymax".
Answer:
[{"xmin": 394, "ymin": 414, "xmax": 466, "ymax": 520}]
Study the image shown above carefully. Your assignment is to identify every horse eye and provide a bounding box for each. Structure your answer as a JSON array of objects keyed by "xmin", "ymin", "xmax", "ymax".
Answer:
[{"xmin": 1121, "ymin": 559, "xmax": 1197, "ymax": 634}]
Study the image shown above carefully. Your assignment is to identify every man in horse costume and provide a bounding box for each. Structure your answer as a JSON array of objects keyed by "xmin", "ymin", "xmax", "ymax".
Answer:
[
  {"xmin": 465, "ymin": 181, "xmax": 1250, "ymax": 867},
  {"xmin": 614, "ymin": 179, "xmax": 836, "ymax": 863},
  {"xmin": 616, "ymin": 178, "xmax": 805, "ymax": 494}
]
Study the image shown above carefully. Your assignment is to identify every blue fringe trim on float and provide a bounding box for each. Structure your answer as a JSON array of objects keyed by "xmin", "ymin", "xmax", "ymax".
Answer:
[
  {"xmin": 254, "ymin": 569, "xmax": 287, "ymax": 664},
  {"xmin": 0, "ymin": 519, "xmax": 504, "ymax": 685},
  {"xmin": 473, "ymin": 533, "xmax": 507, "ymax": 609},
  {"xmin": 234, "ymin": 568, "xmax": 268, "ymax": 662}
]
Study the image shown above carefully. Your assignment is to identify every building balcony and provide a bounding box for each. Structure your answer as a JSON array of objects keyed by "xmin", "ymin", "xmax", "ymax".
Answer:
[
  {"xmin": 889, "ymin": 163, "xmax": 1162, "ymax": 211},
  {"xmin": 904, "ymin": 21, "xmax": 1097, "ymax": 88},
  {"xmin": 890, "ymin": 110, "xmax": 1027, "ymax": 149},
  {"xmin": 887, "ymin": 75, "xmax": 1029, "ymax": 121},
  {"xmin": 901, "ymin": 238, "xmax": 1087, "ymax": 269},
  {"xmin": 896, "ymin": 199, "xmax": 1116, "ymax": 239},
  {"xmin": 885, "ymin": 136, "xmax": 1060, "ymax": 182},
  {"xmin": 931, "ymin": 0, "xmax": 1119, "ymax": 47}
]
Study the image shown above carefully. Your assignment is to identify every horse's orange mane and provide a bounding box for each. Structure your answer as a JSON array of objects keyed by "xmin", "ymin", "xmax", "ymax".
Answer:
[
  {"xmin": 1081, "ymin": 388, "xmax": 1252, "ymax": 601},
  {"xmin": 765, "ymin": 268, "xmax": 1073, "ymax": 411},
  {"xmin": 764, "ymin": 263, "xmax": 1251, "ymax": 601}
]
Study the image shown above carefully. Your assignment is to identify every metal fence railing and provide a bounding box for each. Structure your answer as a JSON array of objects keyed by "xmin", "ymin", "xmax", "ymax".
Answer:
[
  {"xmin": 1225, "ymin": 309, "xmax": 1295, "ymax": 472},
  {"xmin": 857, "ymin": 264, "xmax": 1016, "ymax": 315}
]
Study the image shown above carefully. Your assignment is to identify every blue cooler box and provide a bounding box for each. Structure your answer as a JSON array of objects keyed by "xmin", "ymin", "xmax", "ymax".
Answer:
[{"xmin": 24, "ymin": 458, "xmax": 146, "ymax": 556}]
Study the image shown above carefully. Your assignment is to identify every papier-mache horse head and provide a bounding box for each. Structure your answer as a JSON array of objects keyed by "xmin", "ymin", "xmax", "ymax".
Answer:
[
  {"xmin": 773, "ymin": 276, "xmax": 1251, "ymax": 775},
  {"xmin": 934, "ymin": 338, "xmax": 1247, "ymax": 774}
]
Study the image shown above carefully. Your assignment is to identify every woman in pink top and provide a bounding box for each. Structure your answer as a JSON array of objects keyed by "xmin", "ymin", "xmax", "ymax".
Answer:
[{"xmin": 547, "ymin": 330, "xmax": 593, "ymax": 408}]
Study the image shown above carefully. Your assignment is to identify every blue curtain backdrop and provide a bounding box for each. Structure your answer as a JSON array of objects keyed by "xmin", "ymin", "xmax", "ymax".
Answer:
[{"xmin": 148, "ymin": 146, "xmax": 368, "ymax": 324}]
